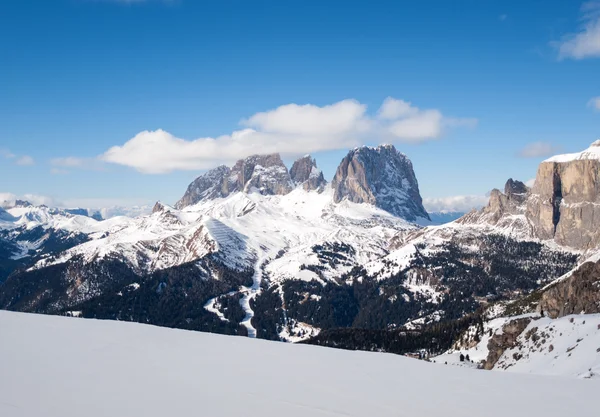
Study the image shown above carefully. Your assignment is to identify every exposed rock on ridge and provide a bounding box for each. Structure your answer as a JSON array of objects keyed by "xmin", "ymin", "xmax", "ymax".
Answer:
[
  {"xmin": 457, "ymin": 141, "xmax": 600, "ymax": 250},
  {"xmin": 538, "ymin": 260, "xmax": 600, "ymax": 318},
  {"xmin": 290, "ymin": 155, "xmax": 327, "ymax": 192},
  {"xmin": 175, "ymin": 154, "xmax": 293, "ymax": 209},
  {"xmin": 458, "ymin": 179, "xmax": 531, "ymax": 230},
  {"xmin": 331, "ymin": 144, "xmax": 430, "ymax": 222}
]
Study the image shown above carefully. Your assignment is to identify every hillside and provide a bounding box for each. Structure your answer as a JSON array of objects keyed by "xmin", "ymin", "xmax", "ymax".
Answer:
[{"xmin": 0, "ymin": 310, "xmax": 598, "ymax": 417}]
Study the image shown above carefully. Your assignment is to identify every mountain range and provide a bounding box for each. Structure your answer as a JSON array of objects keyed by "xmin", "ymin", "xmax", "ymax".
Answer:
[{"xmin": 1, "ymin": 141, "xmax": 599, "ymax": 374}]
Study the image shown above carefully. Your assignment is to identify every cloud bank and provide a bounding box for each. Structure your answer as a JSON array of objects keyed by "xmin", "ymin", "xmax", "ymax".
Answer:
[
  {"xmin": 97, "ymin": 97, "xmax": 476, "ymax": 174},
  {"xmin": 517, "ymin": 142, "xmax": 562, "ymax": 158},
  {"xmin": 423, "ymin": 195, "xmax": 489, "ymax": 213},
  {"xmin": 556, "ymin": 2, "xmax": 600, "ymax": 60}
]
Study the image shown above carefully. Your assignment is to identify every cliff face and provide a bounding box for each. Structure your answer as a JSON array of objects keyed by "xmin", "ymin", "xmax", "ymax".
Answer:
[
  {"xmin": 231, "ymin": 154, "xmax": 294, "ymax": 196},
  {"xmin": 290, "ymin": 155, "xmax": 327, "ymax": 192},
  {"xmin": 457, "ymin": 141, "xmax": 600, "ymax": 250},
  {"xmin": 527, "ymin": 145, "xmax": 600, "ymax": 249},
  {"xmin": 175, "ymin": 154, "xmax": 293, "ymax": 209},
  {"xmin": 331, "ymin": 145, "xmax": 429, "ymax": 221},
  {"xmin": 175, "ymin": 165, "xmax": 232, "ymax": 209}
]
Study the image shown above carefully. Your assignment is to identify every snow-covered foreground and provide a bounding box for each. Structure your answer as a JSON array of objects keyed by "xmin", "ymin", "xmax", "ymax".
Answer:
[{"xmin": 0, "ymin": 311, "xmax": 598, "ymax": 417}]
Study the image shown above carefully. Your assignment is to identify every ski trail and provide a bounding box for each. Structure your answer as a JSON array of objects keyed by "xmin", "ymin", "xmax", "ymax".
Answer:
[{"xmin": 239, "ymin": 254, "xmax": 264, "ymax": 338}]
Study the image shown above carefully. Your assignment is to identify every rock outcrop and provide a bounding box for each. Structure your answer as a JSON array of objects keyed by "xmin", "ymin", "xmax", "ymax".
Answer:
[
  {"xmin": 458, "ymin": 179, "xmax": 531, "ymax": 229},
  {"xmin": 175, "ymin": 154, "xmax": 294, "ymax": 209},
  {"xmin": 527, "ymin": 141, "xmax": 600, "ymax": 250},
  {"xmin": 290, "ymin": 155, "xmax": 327, "ymax": 192},
  {"xmin": 231, "ymin": 154, "xmax": 293, "ymax": 196},
  {"xmin": 538, "ymin": 260, "xmax": 600, "ymax": 318},
  {"xmin": 484, "ymin": 317, "xmax": 532, "ymax": 370},
  {"xmin": 331, "ymin": 145, "xmax": 429, "ymax": 221},
  {"xmin": 175, "ymin": 165, "xmax": 232, "ymax": 209}
]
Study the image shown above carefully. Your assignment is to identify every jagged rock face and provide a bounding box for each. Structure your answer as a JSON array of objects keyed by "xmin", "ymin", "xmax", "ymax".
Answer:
[
  {"xmin": 527, "ymin": 142, "xmax": 600, "ymax": 249},
  {"xmin": 152, "ymin": 202, "xmax": 166, "ymax": 214},
  {"xmin": 290, "ymin": 155, "xmax": 327, "ymax": 192},
  {"xmin": 459, "ymin": 178, "xmax": 530, "ymax": 227},
  {"xmin": 504, "ymin": 179, "xmax": 528, "ymax": 204},
  {"xmin": 231, "ymin": 154, "xmax": 293, "ymax": 196},
  {"xmin": 14, "ymin": 200, "xmax": 32, "ymax": 208},
  {"xmin": 175, "ymin": 154, "xmax": 294, "ymax": 209},
  {"xmin": 484, "ymin": 318, "xmax": 532, "ymax": 370},
  {"xmin": 331, "ymin": 145, "xmax": 429, "ymax": 221},
  {"xmin": 175, "ymin": 165, "xmax": 232, "ymax": 209},
  {"xmin": 538, "ymin": 260, "xmax": 600, "ymax": 318}
]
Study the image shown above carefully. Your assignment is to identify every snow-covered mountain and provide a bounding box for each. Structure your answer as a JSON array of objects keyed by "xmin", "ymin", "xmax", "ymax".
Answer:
[
  {"xmin": 0, "ymin": 142, "xmax": 597, "ymax": 349},
  {"xmin": 2, "ymin": 310, "xmax": 597, "ymax": 417},
  {"xmin": 0, "ymin": 202, "xmax": 130, "ymax": 282},
  {"xmin": 332, "ymin": 144, "xmax": 430, "ymax": 222}
]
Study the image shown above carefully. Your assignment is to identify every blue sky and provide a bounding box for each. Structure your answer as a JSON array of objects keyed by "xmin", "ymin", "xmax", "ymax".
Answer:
[{"xmin": 1, "ymin": 0, "xmax": 599, "ymax": 212}]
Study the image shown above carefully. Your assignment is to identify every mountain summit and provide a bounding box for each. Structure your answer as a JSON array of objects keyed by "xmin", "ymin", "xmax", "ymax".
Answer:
[
  {"xmin": 175, "ymin": 146, "xmax": 429, "ymax": 222},
  {"xmin": 175, "ymin": 154, "xmax": 293, "ymax": 209},
  {"xmin": 332, "ymin": 144, "xmax": 430, "ymax": 222}
]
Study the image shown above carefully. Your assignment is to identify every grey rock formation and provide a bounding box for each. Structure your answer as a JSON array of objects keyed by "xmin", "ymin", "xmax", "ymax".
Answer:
[
  {"xmin": 331, "ymin": 145, "xmax": 429, "ymax": 222},
  {"xmin": 152, "ymin": 202, "xmax": 167, "ymax": 214},
  {"xmin": 527, "ymin": 143, "xmax": 600, "ymax": 249},
  {"xmin": 290, "ymin": 155, "xmax": 327, "ymax": 192},
  {"xmin": 458, "ymin": 179, "xmax": 530, "ymax": 227},
  {"xmin": 175, "ymin": 165, "xmax": 232, "ymax": 209},
  {"xmin": 175, "ymin": 154, "xmax": 294, "ymax": 209},
  {"xmin": 538, "ymin": 260, "xmax": 600, "ymax": 318},
  {"xmin": 231, "ymin": 154, "xmax": 293, "ymax": 196},
  {"xmin": 484, "ymin": 318, "xmax": 532, "ymax": 370}
]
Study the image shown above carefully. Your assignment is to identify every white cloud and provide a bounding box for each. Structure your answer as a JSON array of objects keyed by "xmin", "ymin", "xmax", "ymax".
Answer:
[
  {"xmin": 556, "ymin": 2, "xmax": 600, "ymax": 60},
  {"xmin": 1, "ymin": 149, "xmax": 15, "ymax": 159},
  {"xmin": 588, "ymin": 96, "xmax": 600, "ymax": 111},
  {"xmin": 51, "ymin": 157, "xmax": 88, "ymax": 168},
  {"xmin": 377, "ymin": 98, "xmax": 419, "ymax": 120},
  {"xmin": 423, "ymin": 195, "xmax": 489, "ymax": 213},
  {"xmin": 15, "ymin": 155, "xmax": 34, "ymax": 166},
  {"xmin": 517, "ymin": 142, "xmax": 562, "ymax": 158},
  {"xmin": 0, "ymin": 192, "xmax": 60, "ymax": 208},
  {"xmin": 525, "ymin": 178, "xmax": 536, "ymax": 188},
  {"xmin": 96, "ymin": 97, "xmax": 476, "ymax": 174},
  {"xmin": 50, "ymin": 168, "xmax": 70, "ymax": 175}
]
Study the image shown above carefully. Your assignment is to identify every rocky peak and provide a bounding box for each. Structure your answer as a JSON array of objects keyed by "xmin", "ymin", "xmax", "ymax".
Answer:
[
  {"xmin": 457, "ymin": 179, "xmax": 530, "ymax": 228},
  {"xmin": 175, "ymin": 154, "xmax": 294, "ymax": 209},
  {"xmin": 14, "ymin": 200, "xmax": 32, "ymax": 208},
  {"xmin": 230, "ymin": 153, "xmax": 293, "ymax": 195},
  {"xmin": 290, "ymin": 155, "xmax": 327, "ymax": 192},
  {"xmin": 174, "ymin": 165, "xmax": 231, "ymax": 209},
  {"xmin": 504, "ymin": 179, "xmax": 528, "ymax": 201},
  {"xmin": 331, "ymin": 144, "xmax": 429, "ymax": 222},
  {"xmin": 152, "ymin": 202, "xmax": 167, "ymax": 214}
]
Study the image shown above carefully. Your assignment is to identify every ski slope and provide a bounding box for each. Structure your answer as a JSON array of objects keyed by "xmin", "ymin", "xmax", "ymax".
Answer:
[{"xmin": 0, "ymin": 311, "xmax": 597, "ymax": 417}]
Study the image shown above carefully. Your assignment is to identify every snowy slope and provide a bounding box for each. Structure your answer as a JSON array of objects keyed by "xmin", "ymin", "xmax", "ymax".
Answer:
[
  {"xmin": 545, "ymin": 139, "xmax": 600, "ymax": 163},
  {"xmin": 34, "ymin": 187, "xmax": 414, "ymax": 278},
  {"xmin": 436, "ymin": 313, "xmax": 600, "ymax": 379},
  {"xmin": 495, "ymin": 314, "xmax": 600, "ymax": 378},
  {"xmin": 0, "ymin": 310, "xmax": 597, "ymax": 417}
]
